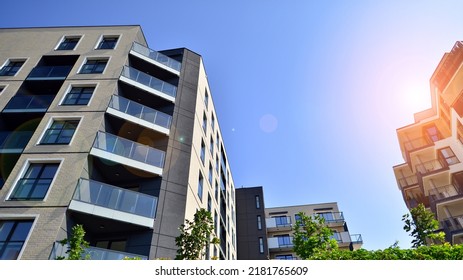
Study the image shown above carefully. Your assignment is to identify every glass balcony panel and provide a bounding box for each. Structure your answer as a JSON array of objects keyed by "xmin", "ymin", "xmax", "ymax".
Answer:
[
  {"xmin": 108, "ymin": 95, "xmax": 172, "ymax": 129},
  {"xmin": 416, "ymin": 159, "xmax": 447, "ymax": 174},
  {"xmin": 0, "ymin": 131, "xmax": 33, "ymax": 150},
  {"xmin": 131, "ymin": 42, "xmax": 181, "ymax": 71},
  {"xmin": 73, "ymin": 178, "xmax": 158, "ymax": 218},
  {"xmin": 120, "ymin": 66, "xmax": 177, "ymax": 98}
]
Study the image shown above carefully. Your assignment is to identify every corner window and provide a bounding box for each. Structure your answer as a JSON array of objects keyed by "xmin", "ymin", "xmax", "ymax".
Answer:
[
  {"xmin": 79, "ymin": 58, "xmax": 108, "ymax": 74},
  {"xmin": 62, "ymin": 86, "xmax": 94, "ymax": 105},
  {"xmin": 9, "ymin": 162, "xmax": 59, "ymax": 200},
  {"xmin": 41, "ymin": 119, "xmax": 79, "ymax": 145},
  {"xmin": 56, "ymin": 36, "xmax": 80, "ymax": 50},
  {"xmin": 0, "ymin": 220, "xmax": 34, "ymax": 259},
  {"xmin": 439, "ymin": 147, "xmax": 460, "ymax": 165},
  {"xmin": 97, "ymin": 36, "xmax": 119, "ymax": 49},
  {"xmin": 198, "ymin": 173, "xmax": 204, "ymax": 201},
  {"xmin": 0, "ymin": 59, "xmax": 25, "ymax": 76}
]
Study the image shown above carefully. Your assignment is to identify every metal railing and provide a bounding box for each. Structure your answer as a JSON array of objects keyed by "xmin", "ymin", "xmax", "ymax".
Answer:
[
  {"xmin": 120, "ymin": 66, "xmax": 177, "ymax": 98},
  {"xmin": 397, "ymin": 175, "xmax": 419, "ymax": 188},
  {"xmin": 92, "ymin": 131, "xmax": 165, "ymax": 169},
  {"xmin": 350, "ymin": 234, "xmax": 363, "ymax": 243},
  {"xmin": 108, "ymin": 95, "xmax": 172, "ymax": 129},
  {"xmin": 403, "ymin": 136, "xmax": 432, "ymax": 152},
  {"xmin": 72, "ymin": 178, "xmax": 157, "ymax": 218},
  {"xmin": 429, "ymin": 184, "xmax": 462, "ymax": 203},
  {"xmin": 415, "ymin": 159, "xmax": 447, "ymax": 175},
  {"xmin": 131, "ymin": 42, "xmax": 181, "ymax": 72}
]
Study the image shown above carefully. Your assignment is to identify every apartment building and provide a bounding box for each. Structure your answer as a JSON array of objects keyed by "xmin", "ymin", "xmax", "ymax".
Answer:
[
  {"xmin": 0, "ymin": 25, "xmax": 237, "ymax": 260},
  {"xmin": 235, "ymin": 187, "xmax": 363, "ymax": 260},
  {"xmin": 393, "ymin": 41, "xmax": 463, "ymax": 245}
]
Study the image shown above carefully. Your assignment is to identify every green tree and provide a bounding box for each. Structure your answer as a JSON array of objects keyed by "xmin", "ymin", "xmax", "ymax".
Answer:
[
  {"xmin": 292, "ymin": 212, "xmax": 338, "ymax": 259},
  {"xmin": 402, "ymin": 203, "xmax": 445, "ymax": 248},
  {"xmin": 175, "ymin": 208, "xmax": 219, "ymax": 260},
  {"xmin": 57, "ymin": 224, "xmax": 89, "ymax": 260}
]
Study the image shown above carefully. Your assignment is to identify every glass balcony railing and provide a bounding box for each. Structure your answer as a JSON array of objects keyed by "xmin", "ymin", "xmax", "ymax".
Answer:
[
  {"xmin": 3, "ymin": 95, "xmax": 54, "ymax": 112},
  {"xmin": 0, "ymin": 131, "xmax": 33, "ymax": 151},
  {"xmin": 120, "ymin": 66, "xmax": 177, "ymax": 98},
  {"xmin": 397, "ymin": 175, "xmax": 418, "ymax": 189},
  {"xmin": 266, "ymin": 216, "xmax": 292, "ymax": 228},
  {"xmin": 108, "ymin": 95, "xmax": 172, "ymax": 129},
  {"xmin": 315, "ymin": 212, "xmax": 344, "ymax": 223},
  {"xmin": 268, "ymin": 236, "xmax": 293, "ymax": 249},
  {"xmin": 429, "ymin": 184, "xmax": 462, "ymax": 203},
  {"xmin": 131, "ymin": 42, "xmax": 182, "ymax": 72},
  {"xmin": 415, "ymin": 159, "xmax": 447, "ymax": 175},
  {"xmin": 92, "ymin": 131, "xmax": 165, "ymax": 169},
  {"xmin": 350, "ymin": 234, "xmax": 363, "ymax": 244},
  {"xmin": 403, "ymin": 136, "xmax": 432, "ymax": 152},
  {"xmin": 49, "ymin": 242, "xmax": 148, "ymax": 260},
  {"xmin": 27, "ymin": 65, "xmax": 72, "ymax": 80},
  {"xmin": 72, "ymin": 178, "xmax": 158, "ymax": 219}
]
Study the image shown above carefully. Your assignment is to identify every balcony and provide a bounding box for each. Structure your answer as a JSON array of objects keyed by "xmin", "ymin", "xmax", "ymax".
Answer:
[
  {"xmin": 49, "ymin": 242, "xmax": 148, "ymax": 260},
  {"xmin": 26, "ymin": 65, "xmax": 72, "ymax": 80},
  {"xmin": 266, "ymin": 216, "xmax": 292, "ymax": 232},
  {"xmin": 130, "ymin": 42, "xmax": 181, "ymax": 75},
  {"xmin": 316, "ymin": 212, "xmax": 345, "ymax": 226},
  {"xmin": 397, "ymin": 175, "xmax": 419, "ymax": 189},
  {"xmin": 68, "ymin": 178, "xmax": 157, "ymax": 228},
  {"xmin": 90, "ymin": 131, "xmax": 165, "ymax": 176},
  {"xmin": 107, "ymin": 95, "xmax": 172, "ymax": 135},
  {"xmin": 442, "ymin": 214, "xmax": 463, "ymax": 243},
  {"xmin": 430, "ymin": 184, "xmax": 463, "ymax": 204},
  {"xmin": 0, "ymin": 131, "xmax": 33, "ymax": 153},
  {"xmin": 119, "ymin": 66, "xmax": 176, "ymax": 103},
  {"xmin": 415, "ymin": 159, "xmax": 448, "ymax": 176},
  {"xmin": 3, "ymin": 95, "xmax": 54, "ymax": 113},
  {"xmin": 268, "ymin": 236, "xmax": 293, "ymax": 252},
  {"xmin": 403, "ymin": 136, "xmax": 432, "ymax": 153},
  {"xmin": 350, "ymin": 234, "xmax": 363, "ymax": 250}
]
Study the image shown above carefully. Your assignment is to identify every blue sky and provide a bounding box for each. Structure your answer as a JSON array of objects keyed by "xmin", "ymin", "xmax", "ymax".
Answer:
[{"xmin": 3, "ymin": 0, "xmax": 463, "ymax": 250}]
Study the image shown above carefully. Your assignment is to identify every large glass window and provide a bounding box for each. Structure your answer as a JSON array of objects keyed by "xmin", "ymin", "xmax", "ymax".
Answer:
[
  {"xmin": 41, "ymin": 120, "xmax": 79, "ymax": 145},
  {"xmin": 276, "ymin": 234, "xmax": 292, "ymax": 247},
  {"xmin": 57, "ymin": 37, "xmax": 80, "ymax": 50},
  {"xmin": 62, "ymin": 86, "xmax": 94, "ymax": 105},
  {"xmin": 10, "ymin": 163, "xmax": 59, "ymax": 200},
  {"xmin": 97, "ymin": 36, "xmax": 119, "ymax": 49},
  {"xmin": 0, "ymin": 60, "xmax": 25, "ymax": 76},
  {"xmin": 80, "ymin": 58, "xmax": 108, "ymax": 74},
  {"xmin": 0, "ymin": 220, "xmax": 34, "ymax": 259},
  {"xmin": 274, "ymin": 215, "xmax": 290, "ymax": 226}
]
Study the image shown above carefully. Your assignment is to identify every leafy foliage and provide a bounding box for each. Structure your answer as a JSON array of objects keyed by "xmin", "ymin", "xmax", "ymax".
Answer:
[
  {"xmin": 175, "ymin": 208, "xmax": 219, "ymax": 260},
  {"xmin": 309, "ymin": 243, "xmax": 463, "ymax": 260},
  {"xmin": 402, "ymin": 203, "xmax": 445, "ymax": 247},
  {"xmin": 292, "ymin": 212, "xmax": 338, "ymax": 259},
  {"xmin": 57, "ymin": 224, "xmax": 89, "ymax": 260}
]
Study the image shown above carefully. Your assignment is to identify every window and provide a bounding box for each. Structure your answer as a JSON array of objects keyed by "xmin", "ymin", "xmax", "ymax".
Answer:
[
  {"xmin": 41, "ymin": 120, "xmax": 79, "ymax": 145},
  {"xmin": 200, "ymin": 140, "xmax": 206, "ymax": 164},
  {"xmin": 0, "ymin": 220, "xmax": 34, "ymax": 259},
  {"xmin": 317, "ymin": 212, "xmax": 335, "ymax": 222},
  {"xmin": 97, "ymin": 36, "xmax": 119, "ymax": 49},
  {"xmin": 198, "ymin": 173, "xmax": 204, "ymax": 201},
  {"xmin": 207, "ymin": 194, "xmax": 212, "ymax": 212},
  {"xmin": 255, "ymin": 195, "xmax": 261, "ymax": 209},
  {"xmin": 275, "ymin": 254, "xmax": 295, "ymax": 260},
  {"xmin": 209, "ymin": 136, "xmax": 214, "ymax": 155},
  {"xmin": 10, "ymin": 163, "xmax": 59, "ymax": 200},
  {"xmin": 214, "ymin": 211, "xmax": 218, "ymax": 235},
  {"xmin": 57, "ymin": 36, "xmax": 80, "ymax": 50},
  {"xmin": 215, "ymin": 180, "xmax": 219, "ymax": 201},
  {"xmin": 62, "ymin": 86, "xmax": 94, "ymax": 105},
  {"xmin": 425, "ymin": 125, "xmax": 442, "ymax": 142},
  {"xmin": 257, "ymin": 215, "xmax": 262, "ymax": 230},
  {"xmin": 79, "ymin": 58, "xmax": 108, "ymax": 74},
  {"xmin": 204, "ymin": 89, "xmax": 209, "ymax": 108},
  {"xmin": 208, "ymin": 164, "xmax": 213, "ymax": 184},
  {"xmin": 0, "ymin": 85, "xmax": 5, "ymax": 94},
  {"xmin": 202, "ymin": 113, "xmax": 207, "ymax": 134},
  {"xmin": 331, "ymin": 231, "xmax": 342, "ymax": 242},
  {"xmin": 439, "ymin": 147, "xmax": 460, "ymax": 165},
  {"xmin": 295, "ymin": 214, "xmax": 302, "ymax": 224},
  {"xmin": 258, "ymin": 237, "xmax": 264, "ymax": 254},
  {"xmin": 211, "ymin": 114, "xmax": 215, "ymax": 131},
  {"xmin": 275, "ymin": 215, "xmax": 290, "ymax": 226},
  {"xmin": 0, "ymin": 60, "xmax": 25, "ymax": 76},
  {"xmin": 95, "ymin": 240, "xmax": 126, "ymax": 251}
]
